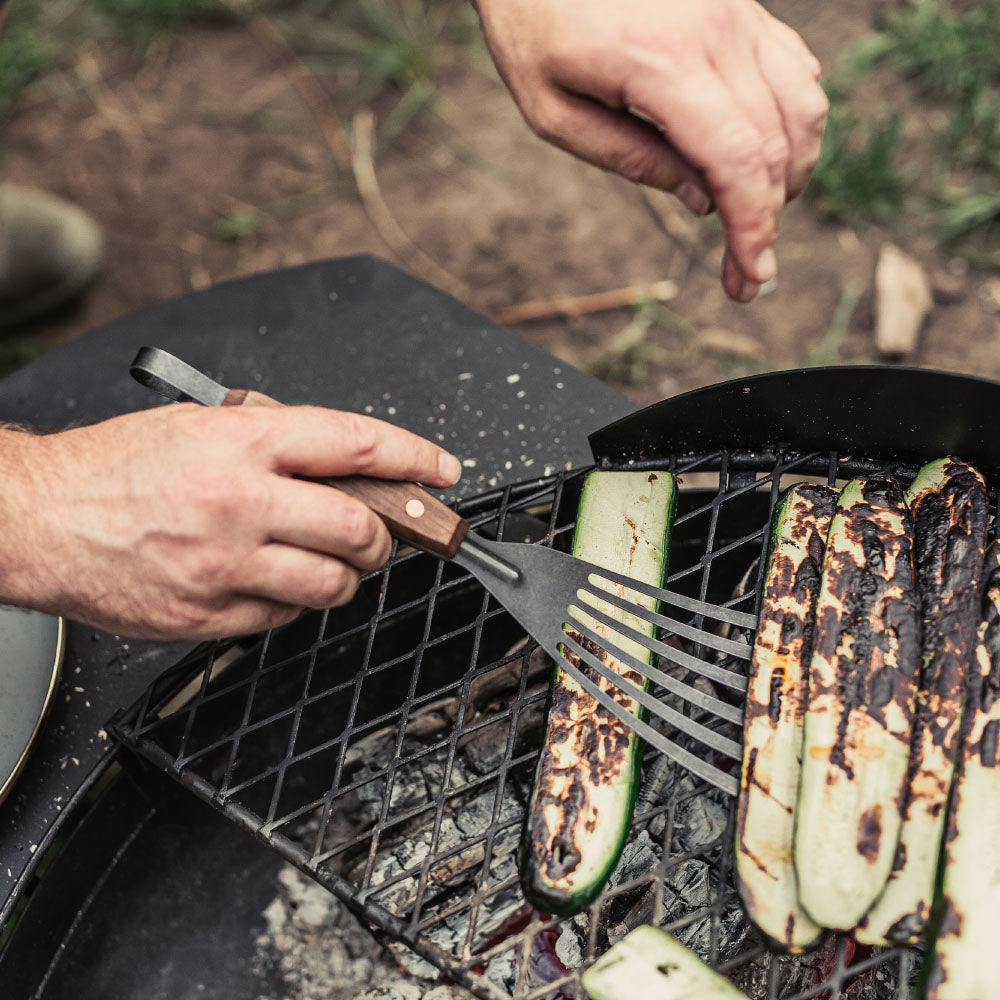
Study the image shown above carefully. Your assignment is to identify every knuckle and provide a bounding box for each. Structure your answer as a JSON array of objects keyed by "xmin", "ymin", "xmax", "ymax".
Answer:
[
  {"xmin": 611, "ymin": 142, "xmax": 668, "ymax": 186},
  {"xmin": 180, "ymin": 544, "xmax": 232, "ymax": 593},
  {"xmin": 703, "ymin": 2, "xmax": 737, "ymax": 38},
  {"xmin": 524, "ymin": 96, "xmax": 571, "ymax": 146},
  {"xmin": 339, "ymin": 412, "xmax": 380, "ymax": 469},
  {"xmin": 193, "ymin": 473, "xmax": 242, "ymax": 523},
  {"xmin": 312, "ymin": 560, "xmax": 355, "ymax": 608},
  {"xmin": 761, "ymin": 132, "xmax": 790, "ymax": 173},
  {"xmin": 340, "ymin": 502, "xmax": 382, "ymax": 554},
  {"xmin": 803, "ymin": 88, "xmax": 830, "ymax": 130},
  {"xmin": 712, "ymin": 124, "xmax": 764, "ymax": 177}
]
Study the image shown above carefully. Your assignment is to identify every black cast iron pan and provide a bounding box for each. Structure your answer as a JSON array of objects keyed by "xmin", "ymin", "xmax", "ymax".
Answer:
[{"xmin": 589, "ymin": 365, "xmax": 1000, "ymax": 475}]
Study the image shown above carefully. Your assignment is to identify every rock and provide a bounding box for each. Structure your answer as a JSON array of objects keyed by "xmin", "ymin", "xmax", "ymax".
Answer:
[
  {"xmin": 980, "ymin": 277, "xmax": 1000, "ymax": 314},
  {"xmin": 931, "ymin": 258, "xmax": 969, "ymax": 304},
  {"xmin": 694, "ymin": 327, "xmax": 766, "ymax": 361},
  {"xmin": 874, "ymin": 244, "xmax": 933, "ymax": 358}
]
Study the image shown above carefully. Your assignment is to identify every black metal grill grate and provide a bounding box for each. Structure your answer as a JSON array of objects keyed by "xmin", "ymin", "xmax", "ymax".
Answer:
[{"xmin": 112, "ymin": 448, "xmax": 973, "ymax": 1000}]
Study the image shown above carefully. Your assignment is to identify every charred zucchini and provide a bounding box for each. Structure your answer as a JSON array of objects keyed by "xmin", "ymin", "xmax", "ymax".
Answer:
[
  {"xmin": 856, "ymin": 457, "xmax": 988, "ymax": 945},
  {"xmin": 794, "ymin": 477, "xmax": 921, "ymax": 931},
  {"xmin": 736, "ymin": 483, "xmax": 837, "ymax": 952},
  {"xmin": 923, "ymin": 540, "xmax": 1000, "ymax": 1000},
  {"xmin": 519, "ymin": 470, "xmax": 676, "ymax": 915},
  {"xmin": 581, "ymin": 925, "xmax": 745, "ymax": 1000}
]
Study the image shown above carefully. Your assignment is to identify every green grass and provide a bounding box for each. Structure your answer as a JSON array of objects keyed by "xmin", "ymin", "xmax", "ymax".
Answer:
[
  {"xmin": 809, "ymin": 0, "xmax": 1000, "ymax": 261},
  {"xmin": 0, "ymin": 0, "xmax": 252, "ymax": 126},
  {"xmin": 211, "ymin": 210, "xmax": 260, "ymax": 242},
  {"xmin": 809, "ymin": 92, "xmax": 909, "ymax": 227},
  {"xmin": 0, "ymin": 1, "xmax": 62, "ymax": 123},
  {"xmin": 272, "ymin": 0, "xmax": 468, "ymax": 140}
]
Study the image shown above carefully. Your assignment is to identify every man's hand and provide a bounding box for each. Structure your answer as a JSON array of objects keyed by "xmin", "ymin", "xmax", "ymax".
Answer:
[
  {"xmin": 476, "ymin": 0, "xmax": 828, "ymax": 302},
  {"xmin": 0, "ymin": 405, "xmax": 462, "ymax": 640}
]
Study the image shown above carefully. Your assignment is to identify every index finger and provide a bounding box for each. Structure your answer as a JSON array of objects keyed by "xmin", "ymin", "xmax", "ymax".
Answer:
[
  {"xmin": 627, "ymin": 67, "xmax": 779, "ymax": 284},
  {"xmin": 257, "ymin": 406, "xmax": 463, "ymax": 488}
]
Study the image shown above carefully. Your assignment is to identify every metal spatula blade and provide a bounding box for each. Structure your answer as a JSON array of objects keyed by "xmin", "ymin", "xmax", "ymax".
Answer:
[
  {"xmin": 131, "ymin": 347, "xmax": 757, "ymax": 795},
  {"xmin": 455, "ymin": 533, "xmax": 751, "ymax": 794}
]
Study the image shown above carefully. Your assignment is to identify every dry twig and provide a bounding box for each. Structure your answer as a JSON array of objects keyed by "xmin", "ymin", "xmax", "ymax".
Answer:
[
  {"xmin": 491, "ymin": 280, "xmax": 678, "ymax": 325},
  {"xmin": 350, "ymin": 108, "xmax": 471, "ymax": 301}
]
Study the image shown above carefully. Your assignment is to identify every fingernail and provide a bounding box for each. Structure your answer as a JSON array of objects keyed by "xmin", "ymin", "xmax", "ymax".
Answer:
[
  {"xmin": 439, "ymin": 453, "xmax": 462, "ymax": 485},
  {"xmin": 736, "ymin": 278, "xmax": 762, "ymax": 303},
  {"xmin": 755, "ymin": 248, "xmax": 778, "ymax": 282},
  {"xmin": 676, "ymin": 181, "xmax": 712, "ymax": 217}
]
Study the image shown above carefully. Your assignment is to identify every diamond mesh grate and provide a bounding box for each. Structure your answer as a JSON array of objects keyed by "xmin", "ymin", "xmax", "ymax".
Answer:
[{"xmin": 112, "ymin": 449, "xmax": 987, "ymax": 1000}]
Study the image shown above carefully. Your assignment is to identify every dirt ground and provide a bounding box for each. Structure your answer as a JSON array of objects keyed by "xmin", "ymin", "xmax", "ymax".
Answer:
[{"xmin": 3, "ymin": 0, "xmax": 999, "ymax": 407}]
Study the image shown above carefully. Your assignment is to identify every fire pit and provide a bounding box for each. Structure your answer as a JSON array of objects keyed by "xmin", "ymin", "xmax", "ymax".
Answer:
[
  {"xmin": 0, "ymin": 256, "xmax": 636, "ymax": 999},
  {"xmin": 112, "ymin": 370, "xmax": 996, "ymax": 1000}
]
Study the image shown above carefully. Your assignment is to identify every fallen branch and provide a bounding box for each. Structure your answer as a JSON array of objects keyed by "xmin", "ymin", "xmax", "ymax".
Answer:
[
  {"xmin": 491, "ymin": 280, "xmax": 678, "ymax": 325},
  {"xmin": 350, "ymin": 108, "xmax": 471, "ymax": 301}
]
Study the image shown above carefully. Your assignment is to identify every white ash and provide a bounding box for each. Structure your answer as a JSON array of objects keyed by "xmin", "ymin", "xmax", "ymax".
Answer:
[{"xmin": 253, "ymin": 863, "xmax": 467, "ymax": 1000}]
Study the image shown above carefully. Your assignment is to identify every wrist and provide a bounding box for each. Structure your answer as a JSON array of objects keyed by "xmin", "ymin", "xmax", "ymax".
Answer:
[{"xmin": 0, "ymin": 427, "xmax": 62, "ymax": 614}]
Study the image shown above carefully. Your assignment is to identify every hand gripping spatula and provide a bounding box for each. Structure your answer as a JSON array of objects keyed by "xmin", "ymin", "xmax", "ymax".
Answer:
[{"xmin": 130, "ymin": 347, "xmax": 756, "ymax": 794}]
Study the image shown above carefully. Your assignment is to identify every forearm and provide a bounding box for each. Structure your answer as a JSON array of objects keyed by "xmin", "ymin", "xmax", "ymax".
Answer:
[{"xmin": 0, "ymin": 426, "xmax": 62, "ymax": 616}]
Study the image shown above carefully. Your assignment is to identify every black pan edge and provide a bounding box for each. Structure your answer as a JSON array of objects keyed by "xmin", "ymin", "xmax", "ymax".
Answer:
[{"xmin": 589, "ymin": 366, "xmax": 1000, "ymax": 474}]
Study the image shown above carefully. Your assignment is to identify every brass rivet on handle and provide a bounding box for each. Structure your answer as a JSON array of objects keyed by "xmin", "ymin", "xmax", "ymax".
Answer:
[{"xmin": 405, "ymin": 499, "xmax": 426, "ymax": 519}]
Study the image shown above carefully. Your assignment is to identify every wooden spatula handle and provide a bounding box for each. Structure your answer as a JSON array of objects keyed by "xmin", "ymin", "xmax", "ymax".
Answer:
[{"xmin": 222, "ymin": 388, "xmax": 468, "ymax": 559}]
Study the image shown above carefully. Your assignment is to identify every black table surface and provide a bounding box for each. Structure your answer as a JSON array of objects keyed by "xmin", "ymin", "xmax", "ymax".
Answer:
[{"xmin": 0, "ymin": 254, "xmax": 636, "ymax": 920}]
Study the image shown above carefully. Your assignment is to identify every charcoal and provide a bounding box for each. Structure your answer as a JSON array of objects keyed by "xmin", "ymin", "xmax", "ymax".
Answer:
[
  {"xmin": 461, "ymin": 718, "xmax": 515, "ymax": 776},
  {"xmin": 424, "ymin": 987, "xmax": 476, "ymax": 1000},
  {"xmin": 354, "ymin": 773, "xmax": 390, "ymax": 819},
  {"xmin": 389, "ymin": 882, "xmax": 525, "ymax": 984},
  {"xmin": 366, "ymin": 816, "xmax": 465, "ymax": 912},
  {"xmin": 554, "ymin": 918, "xmax": 588, "ymax": 971},
  {"xmin": 672, "ymin": 778, "xmax": 730, "ymax": 853},
  {"xmin": 606, "ymin": 830, "xmax": 658, "ymax": 889},
  {"xmin": 354, "ymin": 746, "xmax": 479, "ymax": 822},
  {"xmin": 665, "ymin": 857, "xmax": 711, "ymax": 912},
  {"xmin": 355, "ymin": 985, "xmax": 424, "ymax": 1000},
  {"xmin": 461, "ymin": 701, "xmax": 546, "ymax": 777},
  {"xmin": 730, "ymin": 936, "xmax": 911, "ymax": 1000},
  {"xmin": 453, "ymin": 784, "xmax": 521, "ymax": 841},
  {"xmin": 673, "ymin": 894, "xmax": 751, "ymax": 966},
  {"xmin": 731, "ymin": 949, "xmax": 773, "ymax": 999},
  {"xmin": 483, "ymin": 952, "xmax": 519, "ymax": 995},
  {"xmin": 635, "ymin": 751, "xmax": 677, "ymax": 816}
]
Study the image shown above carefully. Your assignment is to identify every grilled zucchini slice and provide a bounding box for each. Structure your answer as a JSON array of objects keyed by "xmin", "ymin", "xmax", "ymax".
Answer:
[
  {"xmin": 794, "ymin": 477, "xmax": 921, "ymax": 931},
  {"xmin": 857, "ymin": 457, "xmax": 988, "ymax": 945},
  {"xmin": 518, "ymin": 470, "xmax": 676, "ymax": 916},
  {"xmin": 923, "ymin": 540, "xmax": 1000, "ymax": 1000},
  {"xmin": 581, "ymin": 925, "xmax": 745, "ymax": 1000},
  {"xmin": 736, "ymin": 483, "xmax": 837, "ymax": 952}
]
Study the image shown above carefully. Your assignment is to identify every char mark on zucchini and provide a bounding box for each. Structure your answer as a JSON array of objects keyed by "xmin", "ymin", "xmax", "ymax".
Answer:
[
  {"xmin": 923, "ymin": 539, "xmax": 1000, "ymax": 1000},
  {"xmin": 736, "ymin": 482, "xmax": 836, "ymax": 953},
  {"xmin": 856, "ymin": 457, "xmax": 988, "ymax": 946},
  {"xmin": 518, "ymin": 470, "xmax": 676, "ymax": 916},
  {"xmin": 794, "ymin": 476, "xmax": 921, "ymax": 932}
]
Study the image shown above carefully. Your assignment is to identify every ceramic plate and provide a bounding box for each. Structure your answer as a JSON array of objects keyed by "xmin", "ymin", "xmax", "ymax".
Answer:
[{"xmin": 0, "ymin": 608, "xmax": 65, "ymax": 803}]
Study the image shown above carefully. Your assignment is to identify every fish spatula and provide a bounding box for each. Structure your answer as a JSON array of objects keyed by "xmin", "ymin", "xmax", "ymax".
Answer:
[{"xmin": 131, "ymin": 347, "xmax": 756, "ymax": 794}]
